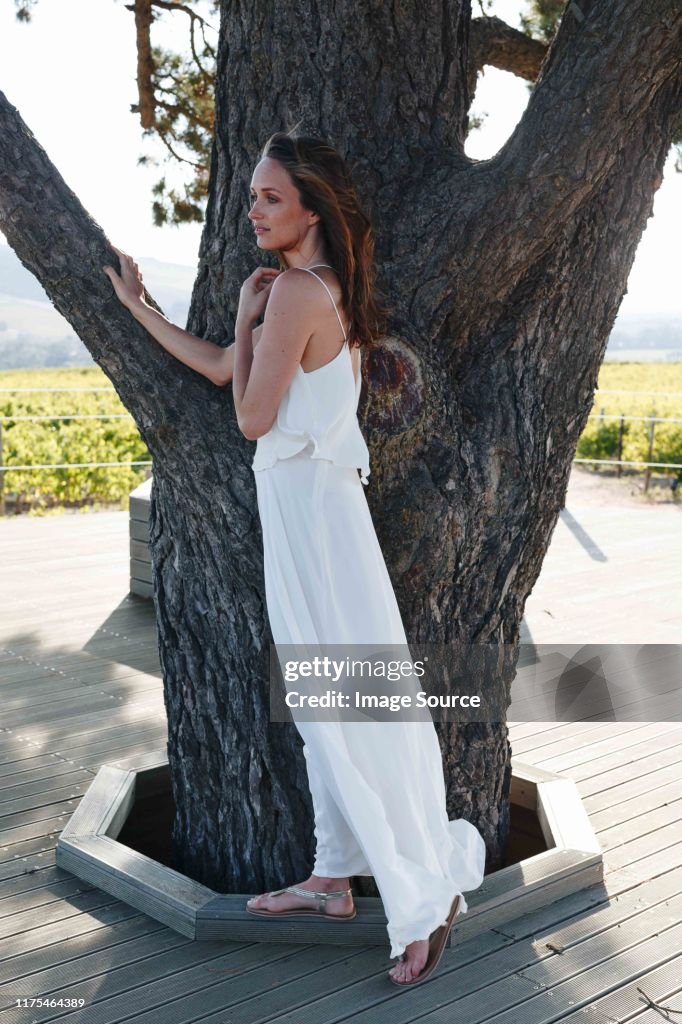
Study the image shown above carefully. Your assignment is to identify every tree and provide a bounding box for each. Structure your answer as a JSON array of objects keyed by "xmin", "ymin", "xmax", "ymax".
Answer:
[
  {"xmin": 13, "ymin": 0, "xmax": 682, "ymax": 226},
  {"xmin": 1, "ymin": 0, "xmax": 681, "ymax": 895}
]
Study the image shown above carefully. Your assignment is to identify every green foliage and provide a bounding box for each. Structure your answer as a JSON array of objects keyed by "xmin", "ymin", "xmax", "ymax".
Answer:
[
  {"xmin": 140, "ymin": 1, "xmax": 218, "ymax": 225},
  {"xmin": 137, "ymin": 24, "xmax": 217, "ymax": 227},
  {"xmin": 2, "ymin": 364, "xmax": 680, "ymax": 517},
  {"xmin": 518, "ymin": 0, "xmax": 567, "ymax": 44},
  {"xmin": 577, "ymin": 363, "xmax": 682, "ymax": 476},
  {"xmin": 0, "ymin": 367, "xmax": 151, "ymax": 515}
]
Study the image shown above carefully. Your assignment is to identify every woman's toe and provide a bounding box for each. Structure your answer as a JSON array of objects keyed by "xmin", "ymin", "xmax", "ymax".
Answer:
[{"xmin": 390, "ymin": 957, "xmax": 407, "ymax": 982}]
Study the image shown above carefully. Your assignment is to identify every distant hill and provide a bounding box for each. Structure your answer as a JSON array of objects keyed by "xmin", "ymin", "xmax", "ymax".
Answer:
[
  {"xmin": 605, "ymin": 312, "xmax": 682, "ymax": 362},
  {"xmin": 0, "ymin": 243, "xmax": 680, "ymax": 369},
  {"xmin": 0, "ymin": 244, "xmax": 195, "ymax": 369}
]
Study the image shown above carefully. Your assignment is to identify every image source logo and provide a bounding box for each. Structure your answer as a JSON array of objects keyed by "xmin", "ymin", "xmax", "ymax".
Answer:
[
  {"xmin": 270, "ymin": 642, "xmax": 508, "ymax": 723},
  {"xmin": 267, "ymin": 643, "xmax": 682, "ymax": 724}
]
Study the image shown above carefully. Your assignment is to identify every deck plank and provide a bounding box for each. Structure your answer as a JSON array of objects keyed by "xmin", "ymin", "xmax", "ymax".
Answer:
[{"xmin": 0, "ymin": 495, "xmax": 680, "ymax": 1023}]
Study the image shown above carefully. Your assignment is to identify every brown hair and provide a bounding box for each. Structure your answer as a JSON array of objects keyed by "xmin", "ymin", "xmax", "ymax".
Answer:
[{"xmin": 259, "ymin": 129, "xmax": 389, "ymax": 350}]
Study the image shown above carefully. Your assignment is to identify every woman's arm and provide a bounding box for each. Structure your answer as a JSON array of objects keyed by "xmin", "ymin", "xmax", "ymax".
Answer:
[
  {"xmin": 128, "ymin": 304, "xmax": 262, "ymax": 387},
  {"xmin": 127, "ymin": 302, "xmax": 228, "ymax": 386},
  {"xmin": 213, "ymin": 326, "xmax": 263, "ymax": 386},
  {"xmin": 102, "ymin": 246, "xmax": 260, "ymax": 386},
  {"xmin": 233, "ymin": 270, "xmax": 314, "ymax": 440}
]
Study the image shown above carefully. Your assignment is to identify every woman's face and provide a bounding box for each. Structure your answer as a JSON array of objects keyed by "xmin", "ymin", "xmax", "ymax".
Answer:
[{"xmin": 248, "ymin": 157, "xmax": 319, "ymax": 258}]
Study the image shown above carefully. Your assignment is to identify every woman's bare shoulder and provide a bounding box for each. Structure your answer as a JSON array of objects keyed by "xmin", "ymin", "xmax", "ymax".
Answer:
[{"xmin": 265, "ymin": 268, "xmax": 338, "ymax": 331}]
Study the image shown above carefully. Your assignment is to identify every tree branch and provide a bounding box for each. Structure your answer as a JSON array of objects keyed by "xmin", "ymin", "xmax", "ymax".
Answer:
[
  {"xmin": 483, "ymin": 0, "xmax": 682, "ymax": 296},
  {"xmin": 126, "ymin": 0, "xmax": 157, "ymax": 129},
  {"xmin": 155, "ymin": 122, "xmax": 205, "ymax": 168},
  {"xmin": 0, "ymin": 89, "xmax": 219, "ymax": 469},
  {"xmin": 150, "ymin": 0, "xmax": 216, "ymax": 71},
  {"xmin": 399, "ymin": 0, "xmax": 682, "ymax": 339},
  {"xmin": 494, "ymin": 0, "xmax": 682, "ymax": 226},
  {"xmin": 468, "ymin": 15, "xmax": 547, "ymax": 98},
  {"xmin": 151, "ymin": 0, "xmax": 211, "ymax": 29}
]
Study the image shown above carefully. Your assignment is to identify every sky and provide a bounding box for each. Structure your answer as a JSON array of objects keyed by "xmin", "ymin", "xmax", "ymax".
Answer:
[{"xmin": 0, "ymin": 0, "xmax": 680, "ymax": 316}]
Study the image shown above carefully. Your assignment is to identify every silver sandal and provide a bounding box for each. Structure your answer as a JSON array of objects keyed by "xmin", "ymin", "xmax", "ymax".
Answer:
[
  {"xmin": 388, "ymin": 894, "xmax": 462, "ymax": 987},
  {"xmin": 246, "ymin": 884, "xmax": 356, "ymax": 920}
]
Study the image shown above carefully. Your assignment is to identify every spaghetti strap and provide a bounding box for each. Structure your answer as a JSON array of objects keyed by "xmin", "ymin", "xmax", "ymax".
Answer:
[{"xmin": 299, "ymin": 264, "xmax": 348, "ymax": 342}]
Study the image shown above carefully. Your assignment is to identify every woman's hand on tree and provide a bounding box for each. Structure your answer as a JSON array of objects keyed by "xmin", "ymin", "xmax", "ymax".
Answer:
[{"xmin": 102, "ymin": 246, "xmax": 147, "ymax": 311}]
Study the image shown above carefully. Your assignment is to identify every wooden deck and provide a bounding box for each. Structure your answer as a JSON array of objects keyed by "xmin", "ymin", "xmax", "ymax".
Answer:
[{"xmin": 1, "ymin": 491, "xmax": 681, "ymax": 1022}]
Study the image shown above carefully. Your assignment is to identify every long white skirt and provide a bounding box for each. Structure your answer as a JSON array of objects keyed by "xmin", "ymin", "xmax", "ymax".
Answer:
[{"xmin": 254, "ymin": 445, "xmax": 486, "ymax": 958}]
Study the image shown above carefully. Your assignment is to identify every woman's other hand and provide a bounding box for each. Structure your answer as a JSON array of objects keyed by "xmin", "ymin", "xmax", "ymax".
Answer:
[
  {"xmin": 237, "ymin": 266, "xmax": 282, "ymax": 327},
  {"xmin": 102, "ymin": 246, "xmax": 147, "ymax": 312}
]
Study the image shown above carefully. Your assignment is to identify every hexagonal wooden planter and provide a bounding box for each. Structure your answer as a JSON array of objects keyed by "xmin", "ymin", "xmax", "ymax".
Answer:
[{"xmin": 55, "ymin": 752, "xmax": 602, "ymax": 947}]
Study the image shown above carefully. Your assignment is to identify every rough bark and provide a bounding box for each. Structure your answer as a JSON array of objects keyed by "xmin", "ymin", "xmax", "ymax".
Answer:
[{"xmin": 0, "ymin": 0, "xmax": 680, "ymax": 892}]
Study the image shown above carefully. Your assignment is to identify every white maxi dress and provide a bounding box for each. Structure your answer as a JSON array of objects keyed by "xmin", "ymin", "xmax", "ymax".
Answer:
[{"xmin": 252, "ymin": 265, "xmax": 486, "ymax": 958}]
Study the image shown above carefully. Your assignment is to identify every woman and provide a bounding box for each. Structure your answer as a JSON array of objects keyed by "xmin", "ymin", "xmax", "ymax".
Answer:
[{"xmin": 103, "ymin": 129, "xmax": 486, "ymax": 987}]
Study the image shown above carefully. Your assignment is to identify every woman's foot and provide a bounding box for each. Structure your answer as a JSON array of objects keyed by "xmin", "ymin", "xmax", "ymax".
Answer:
[
  {"xmin": 388, "ymin": 938, "xmax": 430, "ymax": 984},
  {"xmin": 388, "ymin": 895, "xmax": 462, "ymax": 986},
  {"xmin": 246, "ymin": 873, "xmax": 354, "ymax": 917}
]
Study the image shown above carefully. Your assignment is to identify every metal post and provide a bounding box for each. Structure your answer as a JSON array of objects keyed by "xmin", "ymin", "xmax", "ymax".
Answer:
[
  {"xmin": 616, "ymin": 414, "xmax": 624, "ymax": 479},
  {"xmin": 644, "ymin": 415, "xmax": 655, "ymax": 494}
]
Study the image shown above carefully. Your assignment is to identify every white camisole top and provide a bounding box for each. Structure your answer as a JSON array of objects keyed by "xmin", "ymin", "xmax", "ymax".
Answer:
[{"xmin": 251, "ymin": 264, "xmax": 371, "ymax": 486}]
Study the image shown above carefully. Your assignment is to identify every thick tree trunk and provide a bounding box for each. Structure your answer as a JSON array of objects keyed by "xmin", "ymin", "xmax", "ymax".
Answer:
[{"xmin": 1, "ymin": 0, "xmax": 681, "ymax": 892}]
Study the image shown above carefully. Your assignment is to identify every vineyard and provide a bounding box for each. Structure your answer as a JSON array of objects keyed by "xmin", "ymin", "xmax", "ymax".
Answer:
[
  {"xmin": 0, "ymin": 367, "xmax": 150, "ymax": 515},
  {"xmin": 1, "ymin": 363, "xmax": 681, "ymax": 515}
]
